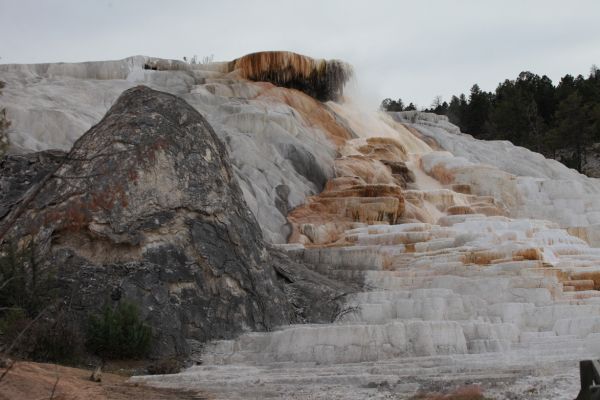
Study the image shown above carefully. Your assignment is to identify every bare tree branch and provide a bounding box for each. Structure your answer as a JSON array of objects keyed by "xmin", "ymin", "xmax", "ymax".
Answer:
[
  {"xmin": 0, "ymin": 357, "xmax": 16, "ymax": 382},
  {"xmin": 3, "ymin": 304, "xmax": 50, "ymax": 356},
  {"xmin": 49, "ymin": 368, "xmax": 59, "ymax": 399}
]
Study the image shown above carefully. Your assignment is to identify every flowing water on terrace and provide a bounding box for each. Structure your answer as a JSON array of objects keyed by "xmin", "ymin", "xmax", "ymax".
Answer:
[
  {"xmin": 134, "ymin": 91, "xmax": 600, "ymax": 399},
  {"xmin": 3, "ymin": 56, "xmax": 600, "ymax": 398}
]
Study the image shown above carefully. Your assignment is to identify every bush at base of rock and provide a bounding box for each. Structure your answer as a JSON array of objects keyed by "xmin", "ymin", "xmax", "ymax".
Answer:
[
  {"xmin": 0, "ymin": 240, "xmax": 56, "ymax": 319},
  {"xmin": 0, "ymin": 308, "xmax": 83, "ymax": 363},
  {"xmin": 86, "ymin": 302, "xmax": 152, "ymax": 360}
]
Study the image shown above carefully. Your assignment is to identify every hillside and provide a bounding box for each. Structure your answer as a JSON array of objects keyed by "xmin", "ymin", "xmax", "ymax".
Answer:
[{"xmin": 1, "ymin": 52, "xmax": 600, "ymax": 399}]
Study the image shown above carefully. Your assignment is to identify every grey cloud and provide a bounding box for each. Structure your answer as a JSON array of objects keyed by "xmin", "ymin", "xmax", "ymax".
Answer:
[{"xmin": 0, "ymin": 0, "xmax": 598, "ymax": 107}]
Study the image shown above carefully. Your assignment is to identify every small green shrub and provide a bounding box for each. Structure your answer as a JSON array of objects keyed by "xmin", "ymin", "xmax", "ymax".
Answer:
[
  {"xmin": 86, "ymin": 301, "xmax": 152, "ymax": 359},
  {"xmin": 0, "ymin": 240, "xmax": 54, "ymax": 318},
  {"xmin": 0, "ymin": 308, "xmax": 82, "ymax": 362},
  {"xmin": 0, "ymin": 308, "xmax": 28, "ymax": 339},
  {"xmin": 29, "ymin": 312, "xmax": 83, "ymax": 362},
  {"xmin": 0, "ymin": 240, "xmax": 65, "ymax": 361}
]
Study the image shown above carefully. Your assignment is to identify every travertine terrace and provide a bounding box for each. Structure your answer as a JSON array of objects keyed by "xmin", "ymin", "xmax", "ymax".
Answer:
[{"xmin": 3, "ymin": 53, "xmax": 600, "ymax": 398}]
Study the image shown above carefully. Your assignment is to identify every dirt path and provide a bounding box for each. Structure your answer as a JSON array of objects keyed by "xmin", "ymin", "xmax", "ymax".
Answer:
[{"xmin": 0, "ymin": 361, "xmax": 211, "ymax": 400}]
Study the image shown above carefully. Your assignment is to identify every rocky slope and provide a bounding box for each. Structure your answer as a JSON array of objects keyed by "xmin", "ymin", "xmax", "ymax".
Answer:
[
  {"xmin": 0, "ymin": 85, "xmax": 351, "ymax": 358},
  {"xmin": 0, "ymin": 54, "xmax": 354, "ymax": 243},
  {"xmin": 3, "ymin": 53, "xmax": 600, "ymax": 398}
]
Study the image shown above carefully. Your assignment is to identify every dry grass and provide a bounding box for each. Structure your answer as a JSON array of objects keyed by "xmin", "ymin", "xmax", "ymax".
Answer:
[
  {"xmin": 0, "ymin": 361, "xmax": 209, "ymax": 400},
  {"xmin": 412, "ymin": 384, "xmax": 487, "ymax": 400}
]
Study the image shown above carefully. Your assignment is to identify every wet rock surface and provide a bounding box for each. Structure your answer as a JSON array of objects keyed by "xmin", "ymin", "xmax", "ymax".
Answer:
[{"xmin": 0, "ymin": 86, "xmax": 352, "ymax": 358}]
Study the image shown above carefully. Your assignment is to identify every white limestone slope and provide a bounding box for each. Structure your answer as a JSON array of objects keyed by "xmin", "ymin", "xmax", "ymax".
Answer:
[
  {"xmin": 134, "ymin": 216, "xmax": 600, "ymax": 398},
  {"xmin": 393, "ymin": 111, "xmax": 600, "ymax": 247},
  {"xmin": 4, "ymin": 55, "xmax": 600, "ymax": 398},
  {"xmin": 132, "ymin": 110, "xmax": 600, "ymax": 398},
  {"xmin": 0, "ymin": 57, "xmax": 342, "ymax": 243}
]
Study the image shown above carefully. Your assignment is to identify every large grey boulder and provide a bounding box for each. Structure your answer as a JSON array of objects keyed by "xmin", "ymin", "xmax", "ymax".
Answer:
[
  {"xmin": 0, "ymin": 56, "xmax": 341, "ymax": 243},
  {"xmin": 0, "ymin": 86, "xmax": 351, "ymax": 357}
]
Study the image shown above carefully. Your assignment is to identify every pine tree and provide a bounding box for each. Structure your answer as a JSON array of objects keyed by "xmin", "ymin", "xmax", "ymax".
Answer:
[{"xmin": 549, "ymin": 92, "xmax": 589, "ymax": 171}]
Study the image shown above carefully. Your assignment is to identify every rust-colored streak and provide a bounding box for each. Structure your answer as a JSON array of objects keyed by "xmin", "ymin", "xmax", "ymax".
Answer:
[{"xmin": 230, "ymin": 51, "xmax": 352, "ymax": 102}]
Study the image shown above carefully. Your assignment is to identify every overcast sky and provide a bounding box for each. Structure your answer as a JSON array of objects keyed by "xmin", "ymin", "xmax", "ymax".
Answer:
[{"xmin": 1, "ymin": 0, "xmax": 599, "ymax": 108}]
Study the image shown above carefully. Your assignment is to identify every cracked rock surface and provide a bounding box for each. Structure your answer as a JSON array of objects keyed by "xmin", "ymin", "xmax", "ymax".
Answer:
[{"xmin": 0, "ymin": 86, "xmax": 352, "ymax": 358}]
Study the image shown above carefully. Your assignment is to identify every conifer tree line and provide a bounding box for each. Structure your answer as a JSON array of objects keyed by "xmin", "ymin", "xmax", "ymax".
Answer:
[{"xmin": 381, "ymin": 66, "xmax": 600, "ymax": 173}]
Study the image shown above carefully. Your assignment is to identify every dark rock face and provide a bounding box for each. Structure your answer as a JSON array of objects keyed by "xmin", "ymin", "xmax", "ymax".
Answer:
[
  {"xmin": 0, "ymin": 86, "xmax": 351, "ymax": 358},
  {"xmin": 0, "ymin": 150, "xmax": 66, "ymax": 220},
  {"xmin": 279, "ymin": 143, "xmax": 329, "ymax": 191},
  {"xmin": 269, "ymin": 247, "xmax": 351, "ymax": 323}
]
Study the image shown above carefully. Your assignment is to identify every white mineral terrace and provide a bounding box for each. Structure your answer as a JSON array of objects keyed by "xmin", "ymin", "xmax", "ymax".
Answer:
[
  {"xmin": 3, "ymin": 57, "xmax": 600, "ymax": 398},
  {"xmin": 145, "ymin": 101, "xmax": 597, "ymax": 397},
  {"xmin": 134, "ymin": 215, "xmax": 600, "ymax": 398}
]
